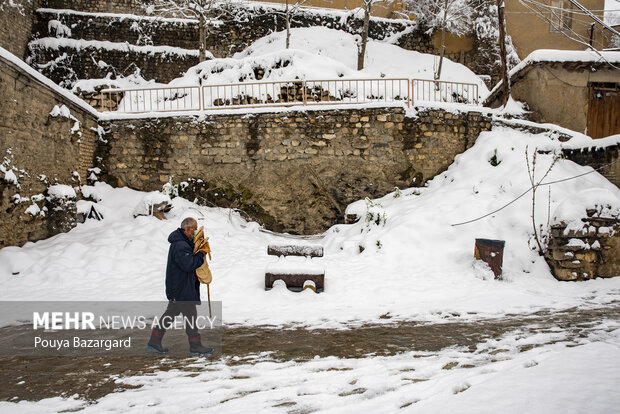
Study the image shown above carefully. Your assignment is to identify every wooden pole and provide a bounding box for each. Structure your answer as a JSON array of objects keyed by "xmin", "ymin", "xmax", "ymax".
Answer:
[{"xmin": 207, "ymin": 284, "xmax": 212, "ymax": 318}]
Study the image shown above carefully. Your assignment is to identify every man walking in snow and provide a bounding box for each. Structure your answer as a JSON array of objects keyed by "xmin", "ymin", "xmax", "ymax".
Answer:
[{"xmin": 147, "ymin": 217, "xmax": 213, "ymax": 355}]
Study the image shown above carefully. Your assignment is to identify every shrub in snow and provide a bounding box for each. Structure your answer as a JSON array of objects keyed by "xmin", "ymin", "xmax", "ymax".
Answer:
[
  {"xmin": 162, "ymin": 176, "xmax": 179, "ymax": 199},
  {"xmin": 47, "ymin": 184, "xmax": 77, "ymax": 200},
  {"xmin": 488, "ymin": 149, "xmax": 501, "ymax": 166},
  {"xmin": 45, "ymin": 185, "xmax": 78, "ymax": 236},
  {"xmin": 364, "ymin": 197, "xmax": 387, "ymax": 227},
  {"xmin": 48, "ymin": 20, "xmax": 72, "ymax": 38}
]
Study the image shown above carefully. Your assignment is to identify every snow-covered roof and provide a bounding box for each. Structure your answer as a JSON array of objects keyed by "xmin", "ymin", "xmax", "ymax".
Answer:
[
  {"xmin": 0, "ymin": 46, "xmax": 99, "ymax": 117},
  {"xmin": 485, "ymin": 49, "xmax": 620, "ymax": 105}
]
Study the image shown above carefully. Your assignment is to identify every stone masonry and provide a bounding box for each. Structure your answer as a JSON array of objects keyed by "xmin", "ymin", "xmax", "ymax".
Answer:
[
  {"xmin": 28, "ymin": 1, "xmax": 503, "ymax": 88},
  {"xmin": 98, "ymin": 106, "xmax": 491, "ymax": 234},
  {"xmin": 0, "ymin": 0, "xmax": 41, "ymax": 59},
  {"xmin": 545, "ymin": 211, "xmax": 620, "ymax": 281},
  {"xmin": 0, "ymin": 54, "xmax": 98, "ymax": 247},
  {"xmin": 563, "ymin": 144, "xmax": 620, "ymax": 189}
]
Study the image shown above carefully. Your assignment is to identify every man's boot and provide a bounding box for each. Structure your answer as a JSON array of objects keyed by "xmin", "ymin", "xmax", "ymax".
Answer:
[
  {"xmin": 146, "ymin": 329, "xmax": 169, "ymax": 354},
  {"xmin": 188, "ymin": 335, "xmax": 213, "ymax": 356}
]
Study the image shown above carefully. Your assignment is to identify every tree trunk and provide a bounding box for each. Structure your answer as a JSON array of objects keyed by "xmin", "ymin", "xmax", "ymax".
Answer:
[
  {"xmin": 286, "ymin": 0, "xmax": 290, "ymax": 49},
  {"xmin": 199, "ymin": 13, "xmax": 207, "ymax": 62},
  {"xmin": 435, "ymin": 0, "xmax": 449, "ymax": 81},
  {"xmin": 357, "ymin": 3, "xmax": 371, "ymax": 71},
  {"xmin": 497, "ymin": 0, "xmax": 510, "ymax": 106}
]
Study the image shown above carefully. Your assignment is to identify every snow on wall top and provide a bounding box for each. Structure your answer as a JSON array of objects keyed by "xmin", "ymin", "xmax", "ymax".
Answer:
[
  {"xmin": 0, "ymin": 45, "xmax": 99, "ymax": 117},
  {"xmin": 29, "ymin": 37, "xmax": 203, "ymax": 58}
]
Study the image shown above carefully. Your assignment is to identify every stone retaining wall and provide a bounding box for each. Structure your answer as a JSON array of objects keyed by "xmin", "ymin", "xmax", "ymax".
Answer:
[
  {"xmin": 0, "ymin": 54, "xmax": 99, "ymax": 247},
  {"xmin": 563, "ymin": 144, "xmax": 620, "ymax": 189},
  {"xmin": 545, "ymin": 213, "xmax": 620, "ymax": 281},
  {"xmin": 27, "ymin": 42, "xmax": 199, "ymax": 87},
  {"xmin": 98, "ymin": 106, "xmax": 491, "ymax": 234},
  {"xmin": 29, "ymin": 2, "xmax": 502, "ymax": 87},
  {"xmin": 0, "ymin": 0, "xmax": 41, "ymax": 59}
]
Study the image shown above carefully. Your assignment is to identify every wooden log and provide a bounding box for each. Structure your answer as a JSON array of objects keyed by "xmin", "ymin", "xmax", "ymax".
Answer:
[{"xmin": 267, "ymin": 244, "xmax": 324, "ymax": 257}]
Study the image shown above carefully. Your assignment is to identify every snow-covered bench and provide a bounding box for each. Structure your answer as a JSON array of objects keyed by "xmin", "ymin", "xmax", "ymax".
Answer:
[{"xmin": 265, "ymin": 244, "xmax": 325, "ymax": 292}]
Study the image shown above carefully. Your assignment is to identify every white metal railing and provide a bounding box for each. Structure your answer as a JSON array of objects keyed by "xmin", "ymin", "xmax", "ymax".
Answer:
[
  {"xmin": 101, "ymin": 86, "xmax": 201, "ymax": 113},
  {"xmin": 100, "ymin": 78, "xmax": 479, "ymax": 113},
  {"xmin": 411, "ymin": 78, "xmax": 479, "ymax": 106}
]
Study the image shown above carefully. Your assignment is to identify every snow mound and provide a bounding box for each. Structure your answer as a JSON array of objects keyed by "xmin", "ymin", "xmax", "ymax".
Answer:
[
  {"xmin": 166, "ymin": 27, "xmax": 488, "ymax": 98},
  {"xmin": 132, "ymin": 192, "xmax": 172, "ymax": 217},
  {"xmin": 552, "ymin": 188, "xmax": 620, "ymax": 231},
  {"xmin": 47, "ymin": 184, "xmax": 77, "ymax": 199}
]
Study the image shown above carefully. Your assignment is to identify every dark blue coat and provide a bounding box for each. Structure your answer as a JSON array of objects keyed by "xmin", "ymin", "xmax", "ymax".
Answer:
[{"xmin": 165, "ymin": 228, "xmax": 205, "ymax": 303}]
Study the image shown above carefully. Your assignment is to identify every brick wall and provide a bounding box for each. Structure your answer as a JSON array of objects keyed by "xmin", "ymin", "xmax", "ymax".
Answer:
[
  {"xmin": 0, "ymin": 53, "xmax": 99, "ymax": 247},
  {"xmin": 98, "ymin": 106, "xmax": 491, "ymax": 234}
]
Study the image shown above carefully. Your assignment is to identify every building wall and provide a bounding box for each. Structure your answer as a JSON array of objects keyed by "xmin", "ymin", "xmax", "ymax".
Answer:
[
  {"xmin": 0, "ymin": 0, "xmax": 41, "ymax": 59},
  {"xmin": 505, "ymin": 0, "xmax": 612, "ymax": 59},
  {"xmin": 248, "ymin": 0, "xmax": 406, "ymax": 19},
  {"xmin": 98, "ymin": 107, "xmax": 491, "ymax": 234},
  {"xmin": 487, "ymin": 64, "xmax": 619, "ymax": 134},
  {"xmin": 0, "ymin": 53, "xmax": 99, "ymax": 247}
]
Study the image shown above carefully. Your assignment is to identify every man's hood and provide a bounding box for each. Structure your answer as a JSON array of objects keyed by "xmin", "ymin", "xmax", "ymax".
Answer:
[{"xmin": 168, "ymin": 228, "xmax": 191, "ymax": 245}]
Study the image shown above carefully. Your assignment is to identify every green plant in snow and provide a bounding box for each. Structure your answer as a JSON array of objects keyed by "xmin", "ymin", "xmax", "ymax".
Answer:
[
  {"xmin": 162, "ymin": 176, "xmax": 179, "ymax": 199},
  {"xmin": 393, "ymin": 187, "xmax": 401, "ymax": 198},
  {"xmin": 364, "ymin": 197, "xmax": 387, "ymax": 227},
  {"xmin": 489, "ymin": 149, "xmax": 501, "ymax": 166}
]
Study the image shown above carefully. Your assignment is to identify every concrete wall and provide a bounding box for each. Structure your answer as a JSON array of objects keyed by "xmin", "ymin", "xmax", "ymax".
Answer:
[
  {"xmin": 487, "ymin": 64, "xmax": 620, "ymax": 134},
  {"xmin": 0, "ymin": 0, "xmax": 40, "ymax": 59},
  {"xmin": 505, "ymin": 0, "xmax": 612, "ymax": 59},
  {"xmin": 98, "ymin": 106, "xmax": 490, "ymax": 234},
  {"xmin": 0, "ymin": 53, "xmax": 99, "ymax": 247}
]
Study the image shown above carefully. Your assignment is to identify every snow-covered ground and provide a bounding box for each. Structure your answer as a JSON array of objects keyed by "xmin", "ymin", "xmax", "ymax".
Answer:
[
  {"xmin": 2, "ymin": 318, "xmax": 619, "ymax": 413},
  {"xmin": 2, "ymin": 103, "xmax": 620, "ymax": 413},
  {"xmin": 1, "ymin": 127, "xmax": 619, "ymax": 328}
]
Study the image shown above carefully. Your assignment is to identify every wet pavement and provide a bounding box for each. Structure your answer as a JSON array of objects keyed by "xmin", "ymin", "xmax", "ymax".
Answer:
[{"xmin": 1, "ymin": 302, "xmax": 618, "ymax": 403}]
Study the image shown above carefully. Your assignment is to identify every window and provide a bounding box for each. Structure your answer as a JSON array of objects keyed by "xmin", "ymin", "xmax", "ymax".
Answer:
[{"xmin": 549, "ymin": 0, "xmax": 572, "ymax": 32}]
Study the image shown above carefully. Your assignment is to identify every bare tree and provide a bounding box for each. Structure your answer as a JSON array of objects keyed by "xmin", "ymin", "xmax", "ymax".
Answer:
[
  {"xmin": 269, "ymin": 0, "xmax": 310, "ymax": 49},
  {"xmin": 405, "ymin": 0, "xmax": 476, "ymax": 79},
  {"xmin": 497, "ymin": 0, "xmax": 510, "ymax": 105},
  {"xmin": 357, "ymin": 0, "xmax": 395, "ymax": 70},
  {"xmin": 525, "ymin": 146, "xmax": 560, "ymax": 255},
  {"xmin": 144, "ymin": 0, "xmax": 232, "ymax": 62}
]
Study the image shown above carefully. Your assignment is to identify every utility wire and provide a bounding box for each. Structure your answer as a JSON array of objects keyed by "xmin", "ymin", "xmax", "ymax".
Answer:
[{"xmin": 451, "ymin": 156, "xmax": 620, "ymax": 227}]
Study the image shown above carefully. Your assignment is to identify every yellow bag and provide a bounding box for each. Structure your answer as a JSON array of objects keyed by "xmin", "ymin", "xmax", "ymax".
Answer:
[
  {"xmin": 196, "ymin": 259, "xmax": 212, "ymax": 284},
  {"xmin": 193, "ymin": 226, "xmax": 213, "ymax": 284}
]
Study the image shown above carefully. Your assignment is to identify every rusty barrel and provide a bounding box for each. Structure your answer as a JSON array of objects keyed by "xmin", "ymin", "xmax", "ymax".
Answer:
[{"xmin": 474, "ymin": 239, "xmax": 505, "ymax": 279}]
